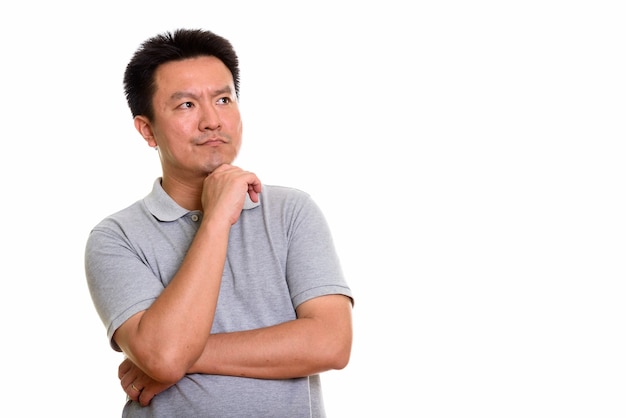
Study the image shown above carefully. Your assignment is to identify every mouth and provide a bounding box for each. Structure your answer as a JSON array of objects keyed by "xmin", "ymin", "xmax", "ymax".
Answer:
[{"xmin": 197, "ymin": 137, "xmax": 227, "ymax": 146}]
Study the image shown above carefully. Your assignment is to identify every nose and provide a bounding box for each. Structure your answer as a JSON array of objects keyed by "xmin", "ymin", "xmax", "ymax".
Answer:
[{"xmin": 200, "ymin": 104, "xmax": 221, "ymax": 131}]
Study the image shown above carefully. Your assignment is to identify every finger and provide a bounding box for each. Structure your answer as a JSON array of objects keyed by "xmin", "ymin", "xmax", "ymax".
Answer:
[
  {"xmin": 138, "ymin": 386, "xmax": 156, "ymax": 407},
  {"xmin": 245, "ymin": 174, "xmax": 262, "ymax": 202},
  {"xmin": 247, "ymin": 186, "xmax": 260, "ymax": 203},
  {"xmin": 125, "ymin": 382, "xmax": 142, "ymax": 402},
  {"xmin": 118, "ymin": 358, "xmax": 132, "ymax": 379},
  {"xmin": 120, "ymin": 369, "xmax": 143, "ymax": 398},
  {"xmin": 119, "ymin": 369, "xmax": 131, "ymax": 388}
]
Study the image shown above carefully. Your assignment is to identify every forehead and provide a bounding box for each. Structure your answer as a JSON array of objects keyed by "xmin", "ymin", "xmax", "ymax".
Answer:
[{"xmin": 154, "ymin": 56, "xmax": 234, "ymax": 94}]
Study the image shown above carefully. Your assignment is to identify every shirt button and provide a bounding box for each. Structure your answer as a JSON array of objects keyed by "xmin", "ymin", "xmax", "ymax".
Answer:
[{"xmin": 191, "ymin": 214, "xmax": 199, "ymax": 222}]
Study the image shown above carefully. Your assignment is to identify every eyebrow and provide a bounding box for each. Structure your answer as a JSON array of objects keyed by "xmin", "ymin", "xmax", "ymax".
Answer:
[{"xmin": 169, "ymin": 86, "xmax": 234, "ymax": 102}]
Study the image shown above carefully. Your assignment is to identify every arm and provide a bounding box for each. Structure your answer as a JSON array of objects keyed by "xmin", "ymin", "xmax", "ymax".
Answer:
[
  {"xmin": 189, "ymin": 293, "xmax": 353, "ymax": 379},
  {"xmin": 121, "ymin": 293, "xmax": 353, "ymax": 406},
  {"xmin": 114, "ymin": 165, "xmax": 262, "ymax": 385}
]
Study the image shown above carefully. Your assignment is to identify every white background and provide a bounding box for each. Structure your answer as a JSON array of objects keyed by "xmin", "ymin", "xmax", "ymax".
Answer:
[{"xmin": 1, "ymin": 1, "xmax": 625, "ymax": 416}]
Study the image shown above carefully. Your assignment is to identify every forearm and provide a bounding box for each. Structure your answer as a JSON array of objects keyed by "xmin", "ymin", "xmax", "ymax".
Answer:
[
  {"xmin": 114, "ymin": 167, "xmax": 263, "ymax": 383},
  {"xmin": 189, "ymin": 321, "xmax": 327, "ymax": 379},
  {"xmin": 116, "ymin": 219, "xmax": 230, "ymax": 382},
  {"xmin": 188, "ymin": 295, "xmax": 353, "ymax": 379}
]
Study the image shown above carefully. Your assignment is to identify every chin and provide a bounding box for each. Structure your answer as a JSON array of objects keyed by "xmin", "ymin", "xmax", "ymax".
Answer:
[{"xmin": 204, "ymin": 159, "xmax": 233, "ymax": 173}]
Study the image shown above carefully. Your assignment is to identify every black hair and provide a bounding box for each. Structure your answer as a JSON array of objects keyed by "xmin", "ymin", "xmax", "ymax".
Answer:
[{"xmin": 123, "ymin": 28, "xmax": 240, "ymax": 120}]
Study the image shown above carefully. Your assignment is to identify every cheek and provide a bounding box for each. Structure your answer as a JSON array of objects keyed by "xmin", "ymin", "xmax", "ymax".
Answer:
[
  {"xmin": 236, "ymin": 121, "xmax": 243, "ymax": 138},
  {"xmin": 226, "ymin": 116, "xmax": 243, "ymax": 143},
  {"xmin": 170, "ymin": 118, "xmax": 193, "ymax": 134},
  {"xmin": 159, "ymin": 121, "xmax": 194, "ymax": 147},
  {"xmin": 234, "ymin": 125, "xmax": 243, "ymax": 151}
]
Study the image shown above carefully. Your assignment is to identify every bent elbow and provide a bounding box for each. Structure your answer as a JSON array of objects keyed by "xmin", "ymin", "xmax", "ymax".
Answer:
[
  {"xmin": 135, "ymin": 347, "xmax": 189, "ymax": 385},
  {"xmin": 330, "ymin": 344, "xmax": 352, "ymax": 370},
  {"xmin": 143, "ymin": 357, "xmax": 187, "ymax": 385},
  {"xmin": 323, "ymin": 333, "xmax": 352, "ymax": 371}
]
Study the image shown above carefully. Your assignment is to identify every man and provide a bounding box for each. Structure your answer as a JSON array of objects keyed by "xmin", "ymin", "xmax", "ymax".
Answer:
[{"xmin": 85, "ymin": 28, "xmax": 353, "ymax": 417}]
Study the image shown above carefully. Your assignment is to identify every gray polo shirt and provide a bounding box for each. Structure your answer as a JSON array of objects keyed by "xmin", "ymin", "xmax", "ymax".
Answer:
[{"xmin": 85, "ymin": 178, "xmax": 352, "ymax": 417}]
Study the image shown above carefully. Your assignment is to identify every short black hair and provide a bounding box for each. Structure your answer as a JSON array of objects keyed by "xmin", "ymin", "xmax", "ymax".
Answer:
[{"xmin": 123, "ymin": 28, "xmax": 240, "ymax": 120}]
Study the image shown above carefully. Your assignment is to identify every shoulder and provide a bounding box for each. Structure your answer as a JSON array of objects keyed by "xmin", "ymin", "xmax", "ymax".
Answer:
[
  {"xmin": 262, "ymin": 184, "xmax": 310, "ymax": 199},
  {"xmin": 257, "ymin": 185, "xmax": 332, "ymax": 230},
  {"xmin": 260, "ymin": 184, "xmax": 318, "ymax": 212},
  {"xmin": 87, "ymin": 199, "xmax": 151, "ymax": 245}
]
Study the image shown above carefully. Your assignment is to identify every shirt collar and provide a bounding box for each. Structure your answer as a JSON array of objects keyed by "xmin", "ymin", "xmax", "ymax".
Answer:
[{"xmin": 144, "ymin": 177, "xmax": 260, "ymax": 222}]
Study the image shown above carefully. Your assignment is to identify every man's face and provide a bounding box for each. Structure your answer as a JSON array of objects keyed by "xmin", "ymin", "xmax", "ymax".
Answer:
[{"xmin": 137, "ymin": 56, "xmax": 242, "ymax": 179}]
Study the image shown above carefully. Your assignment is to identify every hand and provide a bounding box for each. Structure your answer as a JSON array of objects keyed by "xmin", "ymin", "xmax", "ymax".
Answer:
[
  {"xmin": 119, "ymin": 357, "xmax": 174, "ymax": 407},
  {"xmin": 202, "ymin": 164, "xmax": 262, "ymax": 225}
]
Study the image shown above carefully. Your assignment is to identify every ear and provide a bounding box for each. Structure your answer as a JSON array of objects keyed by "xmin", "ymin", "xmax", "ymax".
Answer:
[{"xmin": 134, "ymin": 116, "xmax": 158, "ymax": 148}]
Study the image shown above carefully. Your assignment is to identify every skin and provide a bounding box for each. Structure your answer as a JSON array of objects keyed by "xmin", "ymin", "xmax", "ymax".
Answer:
[{"xmin": 114, "ymin": 56, "xmax": 353, "ymax": 406}]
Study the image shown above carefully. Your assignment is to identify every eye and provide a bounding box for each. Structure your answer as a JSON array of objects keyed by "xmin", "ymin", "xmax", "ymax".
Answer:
[
  {"xmin": 179, "ymin": 101, "xmax": 194, "ymax": 109},
  {"xmin": 217, "ymin": 97, "xmax": 231, "ymax": 105}
]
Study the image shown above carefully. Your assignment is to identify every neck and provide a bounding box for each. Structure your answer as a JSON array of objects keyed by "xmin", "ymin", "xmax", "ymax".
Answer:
[{"xmin": 160, "ymin": 175, "xmax": 203, "ymax": 211}]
